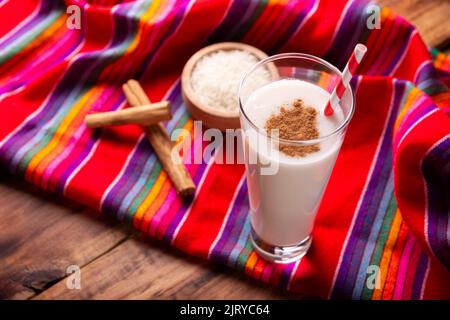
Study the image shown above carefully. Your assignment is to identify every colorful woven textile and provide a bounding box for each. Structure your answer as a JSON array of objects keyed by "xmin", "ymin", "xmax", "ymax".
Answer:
[{"xmin": 0, "ymin": 0, "xmax": 449, "ymax": 299}]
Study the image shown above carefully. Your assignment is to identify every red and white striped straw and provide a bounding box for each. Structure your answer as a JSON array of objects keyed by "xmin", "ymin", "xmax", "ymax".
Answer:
[{"xmin": 323, "ymin": 43, "xmax": 367, "ymax": 116}]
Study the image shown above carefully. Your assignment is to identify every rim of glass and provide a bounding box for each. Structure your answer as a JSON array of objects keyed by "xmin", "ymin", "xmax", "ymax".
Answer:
[{"xmin": 238, "ymin": 52, "xmax": 355, "ymax": 145}]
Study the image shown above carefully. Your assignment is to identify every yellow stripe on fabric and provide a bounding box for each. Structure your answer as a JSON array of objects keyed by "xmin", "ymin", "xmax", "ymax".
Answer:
[
  {"xmin": 26, "ymin": 0, "xmax": 169, "ymax": 183},
  {"xmin": 394, "ymin": 87, "xmax": 421, "ymax": 132},
  {"xmin": 125, "ymin": 0, "xmax": 166, "ymax": 55},
  {"xmin": 22, "ymin": 2, "xmax": 160, "ymax": 181},
  {"xmin": 133, "ymin": 119, "xmax": 194, "ymax": 225},
  {"xmin": 382, "ymin": 6, "xmax": 394, "ymax": 21},
  {"xmin": 371, "ymin": 209, "xmax": 403, "ymax": 299},
  {"xmin": 24, "ymin": 87, "xmax": 102, "ymax": 180},
  {"xmin": 141, "ymin": 178, "xmax": 173, "ymax": 232},
  {"xmin": 174, "ymin": 118, "xmax": 194, "ymax": 145},
  {"xmin": 245, "ymin": 252, "xmax": 259, "ymax": 275},
  {"xmin": 135, "ymin": 171, "xmax": 169, "ymax": 230},
  {"xmin": 32, "ymin": 89, "xmax": 107, "ymax": 186},
  {"xmin": 15, "ymin": 14, "xmax": 67, "ymax": 59},
  {"xmin": 1, "ymin": 15, "xmax": 68, "ymax": 83}
]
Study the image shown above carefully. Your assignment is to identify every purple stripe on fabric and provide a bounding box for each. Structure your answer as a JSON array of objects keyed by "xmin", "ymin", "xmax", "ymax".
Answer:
[
  {"xmin": 384, "ymin": 25, "xmax": 415, "ymax": 75},
  {"xmin": 26, "ymin": 1, "xmax": 148, "ymax": 188},
  {"xmin": 146, "ymin": 132, "xmax": 205, "ymax": 238},
  {"xmin": 342, "ymin": 147, "xmax": 393, "ymax": 293},
  {"xmin": 158, "ymin": 127, "xmax": 211, "ymax": 241},
  {"xmin": 407, "ymin": 101, "xmax": 436, "ymax": 128},
  {"xmin": 394, "ymin": 97, "xmax": 437, "ymax": 147},
  {"xmin": 422, "ymin": 138, "xmax": 450, "ymax": 269},
  {"xmin": 101, "ymin": 137, "xmax": 150, "ymax": 212},
  {"xmin": 0, "ymin": 82, "xmax": 22, "ymax": 95},
  {"xmin": 134, "ymin": 0, "xmax": 190, "ymax": 80},
  {"xmin": 46, "ymin": 88, "xmax": 123, "ymax": 189},
  {"xmin": 412, "ymin": 252, "xmax": 429, "ymax": 299},
  {"xmin": 151, "ymin": 145, "xmax": 207, "ymax": 238},
  {"xmin": 100, "ymin": 88, "xmax": 181, "ymax": 192},
  {"xmin": 324, "ymin": 0, "xmax": 370, "ymax": 69},
  {"xmin": 366, "ymin": 17, "xmax": 409, "ymax": 76},
  {"xmin": 331, "ymin": 81, "xmax": 405, "ymax": 298},
  {"xmin": 416, "ymin": 61, "xmax": 437, "ymax": 85},
  {"xmin": 0, "ymin": 1, "xmax": 143, "ymax": 176},
  {"xmin": 279, "ymin": 261, "xmax": 297, "ymax": 290},
  {"xmin": 101, "ymin": 88, "xmax": 184, "ymax": 218},
  {"xmin": 221, "ymin": 204, "xmax": 250, "ymax": 266},
  {"xmin": 10, "ymin": 28, "xmax": 86, "ymax": 92},
  {"xmin": 161, "ymin": 157, "xmax": 209, "ymax": 243},
  {"xmin": 0, "ymin": 1, "xmax": 57, "ymax": 50},
  {"xmin": 270, "ymin": 0, "xmax": 316, "ymax": 53},
  {"xmin": 207, "ymin": 0, "xmax": 252, "ymax": 42},
  {"xmin": 224, "ymin": 0, "xmax": 260, "ymax": 41},
  {"xmin": 53, "ymin": 128, "xmax": 101, "ymax": 193},
  {"xmin": 210, "ymin": 182, "xmax": 248, "ymax": 263}
]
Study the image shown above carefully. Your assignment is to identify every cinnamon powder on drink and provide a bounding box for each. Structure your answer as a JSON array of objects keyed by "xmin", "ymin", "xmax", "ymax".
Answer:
[{"xmin": 265, "ymin": 99, "xmax": 320, "ymax": 157}]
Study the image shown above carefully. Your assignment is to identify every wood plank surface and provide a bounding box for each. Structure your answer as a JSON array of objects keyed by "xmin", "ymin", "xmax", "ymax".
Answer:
[
  {"xmin": 0, "ymin": 175, "xmax": 131, "ymax": 300},
  {"xmin": 378, "ymin": 0, "xmax": 450, "ymax": 49},
  {"xmin": 35, "ymin": 237, "xmax": 291, "ymax": 300},
  {"xmin": 0, "ymin": 0, "xmax": 449, "ymax": 300}
]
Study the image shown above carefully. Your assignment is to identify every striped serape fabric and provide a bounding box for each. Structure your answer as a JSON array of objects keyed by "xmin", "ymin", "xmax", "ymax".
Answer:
[{"xmin": 0, "ymin": 0, "xmax": 449, "ymax": 299}]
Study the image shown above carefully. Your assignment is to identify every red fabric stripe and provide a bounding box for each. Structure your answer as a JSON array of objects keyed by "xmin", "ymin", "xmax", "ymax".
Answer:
[
  {"xmin": 252, "ymin": 258, "xmax": 266, "ymax": 280},
  {"xmin": 290, "ymin": 78, "xmax": 394, "ymax": 297},
  {"xmin": 281, "ymin": 0, "xmax": 349, "ymax": 56},
  {"xmin": 381, "ymin": 221, "xmax": 409, "ymax": 299},
  {"xmin": 402, "ymin": 242, "xmax": 422, "ymax": 298},
  {"xmin": 422, "ymin": 259, "xmax": 450, "ymax": 299},
  {"xmin": 142, "ymin": 0, "xmax": 240, "ymax": 257},
  {"xmin": 263, "ymin": 0, "xmax": 312, "ymax": 51},
  {"xmin": 243, "ymin": 1, "xmax": 285, "ymax": 47},
  {"xmin": 62, "ymin": 7, "xmax": 127, "ymax": 208},
  {"xmin": 0, "ymin": 1, "xmax": 113, "ymax": 144},
  {"xmin": 372, "ymin": 20, "xmax": 413, "ymax": 75},
  {"xmin": 359, "ymin": 11, "xmax": 395, "ymax": 74},
  {"xmin": 393, "ymin": 33, "xmax": 430, "ymax": 81},
  {"xmin": 394, "ymin": 109, "xmax": 450, "ymax": 260},
  {"xmin": 0, "ymin": 19, "xmax": 85, "ymax": 86},
  {"xmin": 0, "ymin": 64, "xmax": 65, "ymax": 142},
  {"xmin": 0, "ymin": 0, "xmax": 38, "ymax": 38},
  {"xmin": 141, "ymin": 0, "xmax": 231, "ymax": 84},
  {"xmin": 67, "ymin": 0, "xmax": 231, "ymax": 216},
  {"xmin": 64, "ymin": 126, "xmax": 141, "ymax": 207},
  {"xmin": 173, "ymin": 163, "xmax": 245, "ymax": 258}
]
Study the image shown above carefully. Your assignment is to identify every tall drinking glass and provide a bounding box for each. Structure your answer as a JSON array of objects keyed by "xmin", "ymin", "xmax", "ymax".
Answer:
[{"xmin": 238, "ymin": 53, "xmax": 354, "ymax": 263}]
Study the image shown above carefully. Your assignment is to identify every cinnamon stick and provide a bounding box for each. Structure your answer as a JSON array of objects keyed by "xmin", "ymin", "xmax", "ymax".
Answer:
[
  {"xmin": 85, "ymin": 101, "xmax": 172, "ymax": 128},
  {"xmin": 122, "ymin": 80, "xmax": 195, "ymax": 197}
]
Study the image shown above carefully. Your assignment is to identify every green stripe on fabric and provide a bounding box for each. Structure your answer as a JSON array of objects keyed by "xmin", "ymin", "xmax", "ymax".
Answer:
[
  {"xmin": 0, "ymin": 11, "xmax": 63, "ymax": 65},
  {"xmin": 124, "ymin": 112, "xmax": 190, "ymax": 224},
  {"xmin": 126, "ymin": 161, "xmax": 163, "ymax": 224},
  {"xmin": 233, "ymin": 0, "xmax": 268, "ymax": 40},
  {"xmin": 360, "ymin": 194, "xmax": 397, "ymax": 299},
  {"xmin": 14, "ymin": 0, "xmax": 152, "ymax": 177},
  {"xmin": 236, "ymin": 239, "xmax": 253, "ymax": 272}
]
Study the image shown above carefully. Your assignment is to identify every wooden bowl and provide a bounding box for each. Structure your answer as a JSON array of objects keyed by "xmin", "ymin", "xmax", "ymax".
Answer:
[{"xmin": 182, "ymin": 42, "xmax": 273, "ymax": 131}]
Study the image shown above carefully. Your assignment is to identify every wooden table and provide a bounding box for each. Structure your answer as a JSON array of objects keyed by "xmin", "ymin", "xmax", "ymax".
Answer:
[{"xmin": 1, "ymin": 0, "xmax": 449, "ymax": 300}]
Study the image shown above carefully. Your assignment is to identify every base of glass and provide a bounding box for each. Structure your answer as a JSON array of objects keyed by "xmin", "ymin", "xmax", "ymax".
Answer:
[{"xmin": 250, "ymin": 228, "xmax": 312, "ymax": 264}]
